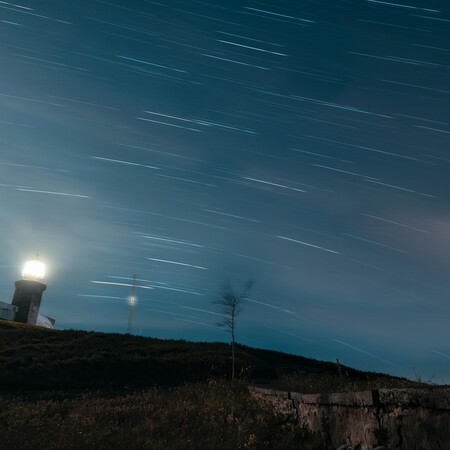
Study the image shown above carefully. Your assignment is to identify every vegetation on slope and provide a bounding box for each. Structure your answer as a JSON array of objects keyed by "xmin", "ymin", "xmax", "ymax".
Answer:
[
  {"xmin": 0, "ymin": 320, "xmax": 438, "ymax": 450},
  {"xmin": 0, "ymin": 319, "xmax": 429, "ymax": 393},
  {"xmin": 272, "ymin": 372, "xmax": 429, "ymax": 394},
  {"xmin": 0, "ymin": 380, "xmax": 324, "ymax": 450},
  {"xmin": 0, "ymin": 319, "xmax": 337, "ymax": 391}
]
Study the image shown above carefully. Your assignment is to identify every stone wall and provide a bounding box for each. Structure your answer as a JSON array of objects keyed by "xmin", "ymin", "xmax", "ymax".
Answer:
[{"xmin": 249, "ymin": 386, "xmax": 450, "ymax": 450}]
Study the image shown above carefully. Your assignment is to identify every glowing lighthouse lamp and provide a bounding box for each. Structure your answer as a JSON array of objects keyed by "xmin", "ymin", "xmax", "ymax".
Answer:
[
  {"xmin": 12, "ymin": 257, "xmax": 47, "ymax": 325},
  {"xmin": 22, "ymin": 259, "xmax": 46, "ymax": 281}
]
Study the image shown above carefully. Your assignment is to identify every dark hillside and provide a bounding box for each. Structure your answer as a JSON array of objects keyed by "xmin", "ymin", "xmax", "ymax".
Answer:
[
  {"xmin": 0, "ymin": 320, "xmax": 438, "ymax": 450},
  {"xmin": 0, "ymin": 320, "xmax": 425, "ymax": 392}
]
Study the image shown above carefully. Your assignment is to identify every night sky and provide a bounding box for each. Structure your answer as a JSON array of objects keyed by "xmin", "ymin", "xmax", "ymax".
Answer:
[{"xmin": 1, "ymin": 0, "xmax": 449, "ymax": 383}]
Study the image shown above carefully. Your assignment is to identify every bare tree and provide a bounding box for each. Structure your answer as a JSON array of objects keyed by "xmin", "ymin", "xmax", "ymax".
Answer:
[{"xmin": 214, "ymin": 279, "xmax": 253, "ymax": 380}]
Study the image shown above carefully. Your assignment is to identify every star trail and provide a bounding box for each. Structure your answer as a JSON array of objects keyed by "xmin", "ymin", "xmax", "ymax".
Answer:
[{"xmin": 0, "ymin": 0, "xmax": 449, "ymax": 382}]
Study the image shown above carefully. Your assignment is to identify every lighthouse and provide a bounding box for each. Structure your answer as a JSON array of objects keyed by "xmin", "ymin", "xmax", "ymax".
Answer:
[{"xmin": 11, "ymin": 258, "xmax": 47, "ymax": 325}]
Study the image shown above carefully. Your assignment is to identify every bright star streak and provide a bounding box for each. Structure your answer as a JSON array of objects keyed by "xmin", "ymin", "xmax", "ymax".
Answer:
[
  {"xmin": 332, "ymin": 339, "xmax": 395, "ymax": 366},
  {"xmin": 16, "ymin": 188, "xmax": 90, "ymax": 198},
  {"xmin": 277, "ymin": 236, "xmax": 341, "ymax": 255},
  {"xmin": 90, "ymin": 281, "xmax": 154, "ymax": 289},
  {"xmin": 147, "ymin": 258, "xmax": 209, "ymax": 270}
]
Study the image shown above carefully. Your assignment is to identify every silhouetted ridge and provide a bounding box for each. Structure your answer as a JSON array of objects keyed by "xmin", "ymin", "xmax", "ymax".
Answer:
[{"xmin": 0, "ymin": 320, "xmax": 420, "ymax": 392}]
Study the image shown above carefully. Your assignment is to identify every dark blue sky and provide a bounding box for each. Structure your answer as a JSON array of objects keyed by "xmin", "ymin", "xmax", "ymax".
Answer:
[{"xmin": 1, "ymin": 0, "xmax": 449, "ymax": 383}]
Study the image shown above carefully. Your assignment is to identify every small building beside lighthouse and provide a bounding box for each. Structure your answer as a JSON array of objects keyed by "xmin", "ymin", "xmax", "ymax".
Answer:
[{"xmin": 0, "ymin": 301, "xmax": 17, "ymax": 321}]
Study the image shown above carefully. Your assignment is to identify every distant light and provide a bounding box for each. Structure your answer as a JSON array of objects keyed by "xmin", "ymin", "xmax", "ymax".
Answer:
[
  {"xmin": 22, "ymin": 259, "xmax": 46, "ymax": 280},
  {"xmin": 128, "ymin": 295, "xmax": 137, "ymax": 306}
]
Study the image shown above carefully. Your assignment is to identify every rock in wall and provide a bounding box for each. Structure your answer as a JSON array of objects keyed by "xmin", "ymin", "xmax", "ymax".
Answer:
[{"xmin": 249, "ymin": 387, "xmax": 450, "ymax": 450}]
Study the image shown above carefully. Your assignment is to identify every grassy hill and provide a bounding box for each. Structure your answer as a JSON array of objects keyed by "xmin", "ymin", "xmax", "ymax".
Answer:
[
  {"xmin": 0, "ymin": 320, "xmax": 434, "ymax": 450},
  {"xmin": 0, "ymin": 319, "xmax": 337, "ymax": 391},
  {"xmin": 0, "ymin": 319, "xmax": 424, "ymax": 393}
]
